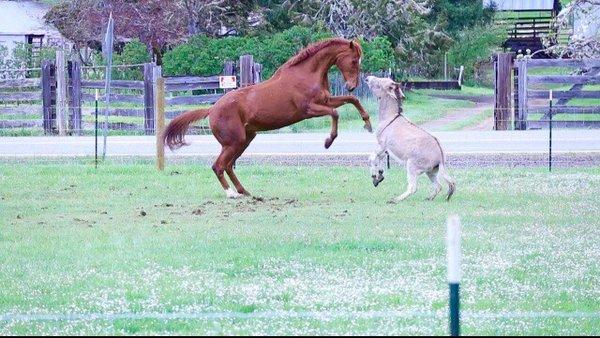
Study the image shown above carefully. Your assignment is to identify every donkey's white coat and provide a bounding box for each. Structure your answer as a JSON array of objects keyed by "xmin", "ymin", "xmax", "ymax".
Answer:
[{"xmin": 366, "ymin": 76, "xmax": 455, "ymax": 201}]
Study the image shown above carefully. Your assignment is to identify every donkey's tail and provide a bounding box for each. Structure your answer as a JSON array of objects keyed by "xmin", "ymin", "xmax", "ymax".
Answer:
[
  {"xmin": 435, "ymin": 139, "xmax": 456, "ymax": 201},
  {"xmin": 164, "ymin": 108, "xmax": 210, "ymax": 151},
  {"xmin": 438, "ymin": 158, "xmax": 456, "ymax": 201}
]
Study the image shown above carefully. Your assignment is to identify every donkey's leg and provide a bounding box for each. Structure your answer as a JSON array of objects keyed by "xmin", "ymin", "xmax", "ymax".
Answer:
[
  {"xmin": 225, "ymin": 131, "xmax": 257, "ymax": 195},
  {"xmin": 395, "ymin": 160, "xmax": 420, "ymax": 202},
  {"xmin": 370, "ymin": 145, "xmax": 387, "ymax": 186},
  {"xmin": 306, "ymin": 103, "xmax": 339, "ymax": 148},
  {"xmin": 327, "ymin": 95, "xmax": 373, "ymax": 132},
  {"xmin": 426, "ymin": 167, "xmax": 442, "ymax": 201}
]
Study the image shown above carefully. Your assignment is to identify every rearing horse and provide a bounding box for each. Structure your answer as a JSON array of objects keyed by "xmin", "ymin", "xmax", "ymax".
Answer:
[{"xmin": 164, "ymin": 38, "xmax": 372, "ymax": 198}]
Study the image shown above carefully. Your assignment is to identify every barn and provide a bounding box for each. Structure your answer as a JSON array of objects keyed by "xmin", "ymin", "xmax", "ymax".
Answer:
[
  {"xmin": 484, "ymin": 0, "xmax": 562, "ymax": 57},
  {"xmin": 0, "ymin": 0, "xmax": 63, "ymax": 65}
]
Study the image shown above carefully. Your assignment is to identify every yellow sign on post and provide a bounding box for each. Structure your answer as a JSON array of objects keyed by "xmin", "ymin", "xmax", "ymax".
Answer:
[{"xmin": 219, "ymin": 76, "xmax": 237, "ymax": 89}]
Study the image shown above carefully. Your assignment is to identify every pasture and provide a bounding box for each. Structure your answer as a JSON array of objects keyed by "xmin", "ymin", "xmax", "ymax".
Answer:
[{"xmin": 1, "ymin": 162, "xmax": 598, "ymax": 335}]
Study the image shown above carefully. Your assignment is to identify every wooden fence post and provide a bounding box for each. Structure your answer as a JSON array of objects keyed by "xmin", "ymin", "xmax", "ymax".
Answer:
[
  {"xmin": 143, "ymin": 62, "xmax": 155, "ymax": 135},
  {"xmin": 239, "ymin": 55, "xmax": 254, "ymax": 87},
  {"xmin": 223, "ymin": 61, "xmax": 235, "ymax": 76},
  {"xmin": 494, "ymin": 53, "xmax": 514, "ymax": 131},
  {"xmin": 67, "ymin": 60, "xmax": 82, "ymax": 135},
  {"xmin": 153, "ymin": 67, "xmax": 165, "ymax": 171},
  {"xmin": 41, "ymin": 59, "xmax": 56, "ymax": 135},
  {"xmin": 55, "ymin": 50, "xmax": 67, "ymax": 136},
  {"xmin": 223, "ymin": 60, "xmax": 235, "ymax": 93},
  {"xmin": 253, "ymin": 62, "xmax": 262, "ymax": 84},
  {"xmin": 517, "ymin": 59, "xmax": 529, "ymax": 130}
]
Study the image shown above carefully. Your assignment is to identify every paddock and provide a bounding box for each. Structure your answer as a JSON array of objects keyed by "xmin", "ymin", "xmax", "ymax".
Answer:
[
  {"xmin": 0, "ymin": 158, "xmax": 599, "ymax": 335},
  {"xmin": 1, "ymin": 47, "xmax": 599, "ymax": 336}
]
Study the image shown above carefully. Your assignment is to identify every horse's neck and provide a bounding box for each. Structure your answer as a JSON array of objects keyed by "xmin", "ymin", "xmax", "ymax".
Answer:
[
  {"xmin": 378, "ymin": 96, "xmax": 402, "ymax": 122},
  {"xmin": 302, "ymin": 47, "xmax": 342, "ymax": 82}
]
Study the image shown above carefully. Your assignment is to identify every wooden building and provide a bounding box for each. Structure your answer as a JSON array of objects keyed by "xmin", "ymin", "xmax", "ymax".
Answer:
[{"xmin": 485, "ymin": 0, "xmax": 562, "ymax": 57}]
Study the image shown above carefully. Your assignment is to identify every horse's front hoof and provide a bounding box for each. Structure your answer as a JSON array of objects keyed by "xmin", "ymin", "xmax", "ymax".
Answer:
[
  {"xmin": 364, "ymin": 122, "xmax": 373, "ymax": 133},
  {"xmin": 324, "ymin": 137, "xmax": 334, "ymax": 149}
]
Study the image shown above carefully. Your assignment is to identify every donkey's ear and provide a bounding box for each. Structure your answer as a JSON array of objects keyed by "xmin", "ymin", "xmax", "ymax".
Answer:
[{"xmin": 394, "ymin": 82, "xmax": 406, "ymax": 99}]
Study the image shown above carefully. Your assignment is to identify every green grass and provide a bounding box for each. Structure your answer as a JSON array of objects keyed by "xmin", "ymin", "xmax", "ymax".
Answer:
[
  {"xmin": 441, "ymin": 108, "xmax": 493, "ymax": 131},
  {"xmin": 529, "ymin": 113, "xmax": 600, "ymax": 121},
  {"xmin": 415, "ymin": 85, "xmax": 494, "ymax": 97},
  {"xmin": 0, "ymin": 93, "xmax": 475, "ymax": 136},
  {"xmin": 0, "ymin": 163, "xmax": 599, "ymax": 335},
  {"xmin": 284, "ymin": 92, "xmax": 475, "ymax": 132}
]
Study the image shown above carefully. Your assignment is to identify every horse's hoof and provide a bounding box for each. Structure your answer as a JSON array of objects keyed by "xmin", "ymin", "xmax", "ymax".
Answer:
[
  {"xmin": 240, "ymin": 190, "xmax": 252, "ymax": 197},
  {"xmin": 364, "ymin": 122, "xmax": 373, "ymax": 133},
  {"xmin": 226, "ymin": 188, "xmax": 243, "ymax": 199},
  {"xmin": 324, "ymin": 138, "xmax": 334, "ymax": 149}
]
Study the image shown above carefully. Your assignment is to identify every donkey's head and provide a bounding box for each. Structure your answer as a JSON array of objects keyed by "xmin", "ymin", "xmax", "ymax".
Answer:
[
  {"xmin": 369, "ymin": 153, "xmax": 385, "ymax": 187},
  {"xmin": 365, "ymin": 76, "xmax": 405, "ymax": 101},
  {"xmin": 335, "ymin": 39, "xmax": 363, "ymax": 92}
]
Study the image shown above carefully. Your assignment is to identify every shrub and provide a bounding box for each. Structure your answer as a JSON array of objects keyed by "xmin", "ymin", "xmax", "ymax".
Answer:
[
  {"xmin": 113, "ymin": 39, "xmax": 151, "ymax": 66},
  {"xmin": 446, "ymin": 25, "xmax": 504, "ymax": 85},
  {"xmin": 360, "ymin": 36, "xmax": 395, "ymax": 72},
  {"xmin": 162, "ymin": 26, "xmax": 395, "ymax": 78}
]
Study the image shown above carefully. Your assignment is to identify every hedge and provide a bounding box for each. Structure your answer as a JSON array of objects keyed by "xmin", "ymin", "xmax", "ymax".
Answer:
[{"xmin": 161, "ymin": 26, "xmax": 396, "ymax": 78}]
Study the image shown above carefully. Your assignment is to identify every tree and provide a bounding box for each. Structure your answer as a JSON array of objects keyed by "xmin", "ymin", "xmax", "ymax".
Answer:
[
  {"xmin": 545, "ymin": 0, "xmax": 600, "ymax": 58},
  {"xmin": 46, "ymin": 0, "xmax": 189, "ymax": 64},
  {"xmin": 182, "ymin": 0, "xmax": 261, "ymax": 36},
  {"xmin": 430, "ymin": 0, "xmax": 495, "ymax": 36}
]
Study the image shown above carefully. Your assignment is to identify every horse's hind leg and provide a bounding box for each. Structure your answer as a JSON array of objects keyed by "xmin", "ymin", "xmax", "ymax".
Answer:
[
  {"xmin": 210, "ymin": 114, "xmax": 247, "ymax": 199},
  {"xmin": 426, "ymin": 167, "xmax": 442, "ymax": 201},
  {"xmin": 226, "ymin": 131, "xmax": 256, "ymax": 195},
  {"xmin": 212, "ymin": 146, "xmax": 241, "ymax": 198}
]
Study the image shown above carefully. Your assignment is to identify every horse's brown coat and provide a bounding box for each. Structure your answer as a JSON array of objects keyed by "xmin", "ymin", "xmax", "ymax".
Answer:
[{"xmin": 164, "ymin": 38, "xmax": 372, "ymax": 197}]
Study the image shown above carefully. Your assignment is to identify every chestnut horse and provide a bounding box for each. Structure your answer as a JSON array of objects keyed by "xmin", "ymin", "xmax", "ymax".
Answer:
[{"xmin": 164, "ymin": 38, "xmax": 372, "ymax": 198}]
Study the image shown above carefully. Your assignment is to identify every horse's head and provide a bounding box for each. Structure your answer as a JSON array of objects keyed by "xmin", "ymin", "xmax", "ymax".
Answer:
[{"xmin": 336, "ymin": 39, "xmax": 363, "ymax": 92}]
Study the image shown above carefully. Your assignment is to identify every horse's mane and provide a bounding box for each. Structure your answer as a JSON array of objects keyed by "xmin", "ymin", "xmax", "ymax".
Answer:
[{"xmin": 273, "ymin": 38, "xmax": 361, "ymax": 76}]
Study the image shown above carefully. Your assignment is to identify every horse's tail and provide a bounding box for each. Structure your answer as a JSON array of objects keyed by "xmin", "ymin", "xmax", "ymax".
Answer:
[{"xmin": 164, "ymin": 108, "xmax": 210, "ymax": 150}]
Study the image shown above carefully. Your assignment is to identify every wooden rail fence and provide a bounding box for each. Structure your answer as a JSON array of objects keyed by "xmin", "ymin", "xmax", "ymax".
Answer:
[
  {"xmin": 494, "ymin": 53, "xmax": 600, "ymax": 130},
  {"xmin": 0, "ymin": 53, "xmax": 262, "ymax": 135}
]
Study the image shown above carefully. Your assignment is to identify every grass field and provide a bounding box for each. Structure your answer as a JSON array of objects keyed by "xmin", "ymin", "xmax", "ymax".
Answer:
[{"xmin": 0, "ymin": 163, "xmax": 599, "ymax": 335}]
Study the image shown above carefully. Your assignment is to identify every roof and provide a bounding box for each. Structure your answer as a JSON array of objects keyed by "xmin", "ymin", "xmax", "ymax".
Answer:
[
  {"xmin": 483, "ymin": 0, "xmax": 556, "ymax": 11},
  {"xmin": 0, "ymin": 0, "xmax": 61, "ymax": 36}
]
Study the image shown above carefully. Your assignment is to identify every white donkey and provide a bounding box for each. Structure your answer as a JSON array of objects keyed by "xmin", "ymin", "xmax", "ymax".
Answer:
[{"xmin": 366, "ymin": 76, "xmax": 455, "ymax": 201}]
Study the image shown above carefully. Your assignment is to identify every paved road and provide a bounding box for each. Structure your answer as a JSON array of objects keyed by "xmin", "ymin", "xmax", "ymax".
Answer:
[{"xmin": 0, "ymin": 130, "xmax": 599, "ymax": 158}]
